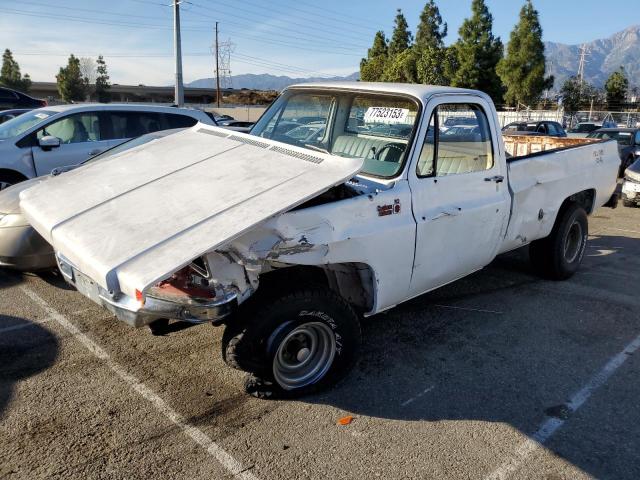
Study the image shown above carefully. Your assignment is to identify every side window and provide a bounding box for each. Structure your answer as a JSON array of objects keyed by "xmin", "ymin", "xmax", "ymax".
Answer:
[
  {"xmin": 635, "ymin": 131, "xmax": 640, "ymax": 145},
  {"xmin": 0, "ymin": 88, "xmax": 18, "ymax": 101},
  {"xmin": 105, "ymin": 112, "xmax": 165, "ymax": 140},
  {"xmin": 38, "ymin": 113, "xmax": 101, "ymax": 144},
  {"xmin": 417, "ymin": 103, "xmax": 494, "ymax": 177},
  {"xmin": 164, "ymin": 113, "xmax": 198, "ymax": 129}
]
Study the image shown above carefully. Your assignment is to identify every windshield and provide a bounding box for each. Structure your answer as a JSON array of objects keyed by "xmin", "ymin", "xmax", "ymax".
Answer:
[
  {"xmin": 0, "ymin": 110, "xmax": 55, "ymax": 140},
  {"xmin": 587, "ymin": 131, "xmax": 633, "ymax": 145},
  {"xmin": 251, "ymin": 90, "xmax": 420, "ymax": 178}
]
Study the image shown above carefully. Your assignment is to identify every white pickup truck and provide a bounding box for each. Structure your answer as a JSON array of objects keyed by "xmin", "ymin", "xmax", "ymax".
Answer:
[{"xmin": 20, "ymin": 82, "xmax": 620, "ymax": 398}]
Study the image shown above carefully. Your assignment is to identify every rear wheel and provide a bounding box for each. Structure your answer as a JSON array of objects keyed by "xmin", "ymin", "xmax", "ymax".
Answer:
[
  {"xmin": 222, "ymin": 287, "xmax": 361, "ymax": 399},
  {"xmin": 529, "ymin": 203, "xmax": 588, "ymax": 280},
  {"xmin": 0, "ymin": 172, "xmax": 27, "ymax": 191},
  {"xmin": 623, "ymin": 199, "xmax": 636, "ymax": 208}
]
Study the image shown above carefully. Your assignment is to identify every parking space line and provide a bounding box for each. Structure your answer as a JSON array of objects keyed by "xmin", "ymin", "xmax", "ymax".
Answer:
[
  {"xmin": 21, "ymin": 287, "xmax": 260, "ymax": 480},
  {"xmin": 434, "ymin": 304, "xmax": 503, "ymax": 314},
  {"xmin": 485, "ymin": 331, "xmax": 640, "ymax": 480},
  {"xmin": 400, "ymin": 386, "xmax": 435, "ymax": 407}
]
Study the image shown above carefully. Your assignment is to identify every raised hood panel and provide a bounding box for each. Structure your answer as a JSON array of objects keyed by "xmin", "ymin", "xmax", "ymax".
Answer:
[{"xmin": 20, "ymin": 126, "xmax": 363, "ymax": 298}]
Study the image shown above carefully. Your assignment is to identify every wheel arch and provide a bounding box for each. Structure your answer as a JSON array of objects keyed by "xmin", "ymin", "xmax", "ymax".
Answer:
[{"xmin": 258, "ymin": 262, "xmax": 376, "ymax": 314}]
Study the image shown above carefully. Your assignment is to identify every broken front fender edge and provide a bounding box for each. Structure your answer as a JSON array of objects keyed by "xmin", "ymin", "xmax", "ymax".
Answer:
[{"xmin": 99, "ymin": 289, "xmax": 238, "ymax": 328}]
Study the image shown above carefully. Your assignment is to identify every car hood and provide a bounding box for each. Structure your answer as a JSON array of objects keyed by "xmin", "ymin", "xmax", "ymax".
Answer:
[
  {"xmin": 0, "ymin": 177, "xmax": 47, "ymax": 215},
  {"xmin": 20, "ymin": 125, "xmax": 363, "ymax": 299}
]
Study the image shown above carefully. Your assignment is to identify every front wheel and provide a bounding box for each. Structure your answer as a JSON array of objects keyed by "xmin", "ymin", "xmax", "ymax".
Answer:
[
  {"xmin": 222, "ymin": 287, "xmax": 361, "ymax": 398},
  {"xmin": 529, "ymin": 203, "xmax": 588, "ymax": 280}
]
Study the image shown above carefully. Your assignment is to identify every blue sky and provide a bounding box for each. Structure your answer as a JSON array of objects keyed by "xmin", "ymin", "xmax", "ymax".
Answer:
[{"xmin": 0, "ymin": 0, "xmax": 637, "ymax": 85}]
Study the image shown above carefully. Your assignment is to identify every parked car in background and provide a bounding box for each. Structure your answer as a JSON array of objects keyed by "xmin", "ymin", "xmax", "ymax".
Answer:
[
  {"xmin": 0, "ymin": 104, "xmax": 214, "ymax": 190},
  {"xmin": 502, "ymin": 121, "xmax": 566, "ymax": 137},
  {"xmin": 204, "ymin": 113, "xmax": 253, "ymax": 132},
  {"xmin": 622, "ymin": 158, "xmax": 640, "ymax": 207},
  {"xmin": 0, "ymin": 129, "xmax": 181, "ymax": 270},
  {"xmin": 0, "ymin": 87, "xmax": 47, "ymax": 110},
  {"xmin": 0, "ymin": 108, "xmax": 31, "ymax": 124},
  {"xmin": 586, "ymin": 128, "xmax": 640, "ymax": 177},
  {"xmin": 568, "ymin": 122, "xmax": 602, "ymax": 137}
]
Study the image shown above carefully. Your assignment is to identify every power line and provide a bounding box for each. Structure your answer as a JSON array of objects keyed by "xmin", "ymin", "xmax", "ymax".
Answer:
[
  {"xmin": 2, "ymin": 7, "xmax": 364, "ymax": 56},
  {"xmin": 189, "ymin": 0, "xmax": 373, "ymax": 47}
]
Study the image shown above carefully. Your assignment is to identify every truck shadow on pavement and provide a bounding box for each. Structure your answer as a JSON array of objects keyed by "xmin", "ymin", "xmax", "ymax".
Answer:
[
  {"xmin": 0, "ymin": 316, "xmax": 59, "ymax": 418},
  {"xmin": 311, "ymin": 237, "xmax": 640, "ymax": 479}
]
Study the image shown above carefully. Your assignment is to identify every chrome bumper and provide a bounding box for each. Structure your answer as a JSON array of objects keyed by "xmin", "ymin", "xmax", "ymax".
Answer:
[{"xmin": 57, "ymin": 255, "xmax": 237, "ymax": 328}]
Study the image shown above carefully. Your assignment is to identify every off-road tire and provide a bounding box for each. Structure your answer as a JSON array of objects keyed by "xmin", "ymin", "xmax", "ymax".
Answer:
[
  {"xmin": 222, "ymin": 287, "xmax": 361, "ymax": 398},
  {"xmin": 529, "ymin": 203, "xmax": 588, "ymax": 280},
  {"xmin": 622, "ymin": 199, "xmax": 635, "ymax": 208}
]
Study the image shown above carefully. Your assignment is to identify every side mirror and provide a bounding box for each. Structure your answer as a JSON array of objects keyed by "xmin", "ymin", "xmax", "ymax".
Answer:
[{"xmin": 38, "ymin": 135, "xmax": 61, "ymax": 150}]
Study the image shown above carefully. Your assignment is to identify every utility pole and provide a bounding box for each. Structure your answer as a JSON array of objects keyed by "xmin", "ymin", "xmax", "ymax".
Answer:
[
  {"xmin": 215, "ymin": 22, "xmax": 221, "ymax": 108},
  {"xmin": 173, "ymin": 0, "xmax": 184, "ymax": 107}
]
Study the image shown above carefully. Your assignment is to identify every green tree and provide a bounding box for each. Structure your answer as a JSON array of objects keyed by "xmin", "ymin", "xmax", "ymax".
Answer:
[
  {"xmin": 497, "ymin": 0, "xmax": 553, "ymax": 107},
  {"xmin": 360, "ymin": 31, "xmax": 388, "ymax": 82},
  {"xmin": 560, "ymin": 76, "xmax": 596, "ymax": 116},
  {"xmin": 414, "ymin": 0, "xmax": 449, "ymax": 85},
  {"xmin": 447, "ymin": 0, "xmax": 504, "ymax": 103},
  {"xmin": 95, "ymin": 55, "xmax": 111, "ymax": 103},
  {"xmin": 0, "ymin": 49, "xmax": 32, "ymax": 93},
  {"xmin": 604, "ymin": 67, "xmax": 628, "ymax": 109},
  {"xmin": 388, "ymin": 9, "xmax": 412, "ymax": 57},
  {"xmin": 382, "ymin": 48, "xmax": 419, "ymax": 83},
  {"xmin": 56, "ymin": 54, "xmax": 88, "ymax": 102}
]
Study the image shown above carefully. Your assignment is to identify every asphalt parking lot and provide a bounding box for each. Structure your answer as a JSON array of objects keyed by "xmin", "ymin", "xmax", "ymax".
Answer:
[{"xmin": 1, "ymin": 204, "xmax": 640, "ymax": 480}]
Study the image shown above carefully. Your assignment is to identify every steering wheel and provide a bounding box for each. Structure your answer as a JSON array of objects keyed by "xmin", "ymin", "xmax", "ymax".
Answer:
[{"xmin": 374, "ymin": 143, "xmax": 406, "ymax": 161}]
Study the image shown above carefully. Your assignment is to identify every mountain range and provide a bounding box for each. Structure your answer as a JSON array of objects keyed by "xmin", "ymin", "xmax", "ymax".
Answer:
[
  {"xmin": 545, "ymin": 25, "xmax": 640, "ymax": 90},
  {"xmin": 188, "ymin": 72, "xmax": 359, "ymax": 91},
  {"xmin": 187, "ymin": 25, "xmax": 640, "ymax": 92}
]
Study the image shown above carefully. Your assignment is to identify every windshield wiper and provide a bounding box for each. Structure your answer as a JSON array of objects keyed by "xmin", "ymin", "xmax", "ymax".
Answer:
[{"xmin": 304, "ymin": 144, "xmax": 330, "ymax": 155}]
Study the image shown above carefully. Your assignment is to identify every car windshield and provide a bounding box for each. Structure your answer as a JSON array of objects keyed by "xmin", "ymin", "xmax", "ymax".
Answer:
[
  {"xmin": 0, "ymin": 110, "xmax": 55, "ymax": 140},
  {"xmin": 587, "ymin": 131, "xmax": 633, "ymax": 145},
  {"xmin": 251, "ymin": 90, "xmax": 420, "ymax": 178}
]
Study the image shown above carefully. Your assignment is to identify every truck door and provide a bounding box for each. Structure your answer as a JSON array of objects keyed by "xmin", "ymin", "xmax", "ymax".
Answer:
[
  {"xmin": 31, "ymin": 111, "xmax": 110, "ymax": 176},
  {"xmin": 408, "ymin": 97, "xmax": 509, "ymax": 297}
]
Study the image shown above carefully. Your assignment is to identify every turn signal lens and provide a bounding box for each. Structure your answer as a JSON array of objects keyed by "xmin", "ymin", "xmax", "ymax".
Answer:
[{"xmin": 135, "ymin": 289, "xmax": 144, "ymax": 304}]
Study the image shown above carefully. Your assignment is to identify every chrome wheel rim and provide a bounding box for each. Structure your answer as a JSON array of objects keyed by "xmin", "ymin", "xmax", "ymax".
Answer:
[
  {"xmin": 272, "ymin": 321, "xmax": 336, "ymax": 390},
  {"xmin": 564, "ymin": 221, "xmax": 583, "ymax": 263}
]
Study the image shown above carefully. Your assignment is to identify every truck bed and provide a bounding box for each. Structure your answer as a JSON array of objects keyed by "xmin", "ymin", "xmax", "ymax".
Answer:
[
  {"xmin": 499, "ymin": 138, "xmax": 619, "ymax": 254},
  {"xmin": 503, "ymin": 135, "xmax": 598, "ymax": 159}
]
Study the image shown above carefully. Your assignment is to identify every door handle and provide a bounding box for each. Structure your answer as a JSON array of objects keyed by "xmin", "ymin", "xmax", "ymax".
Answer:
[
  {"xmin": 88, "ymin": 149, "xmax": 102, "ymax": 156},
  {"xmin": 484, "ymin": 175, "xmax": 504, "ymax": 183}
]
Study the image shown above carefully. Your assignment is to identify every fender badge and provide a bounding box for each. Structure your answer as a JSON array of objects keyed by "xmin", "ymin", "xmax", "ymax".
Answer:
[{"xmin": 378, "ymin": 199, "xmax": 401, "ymax": 216}]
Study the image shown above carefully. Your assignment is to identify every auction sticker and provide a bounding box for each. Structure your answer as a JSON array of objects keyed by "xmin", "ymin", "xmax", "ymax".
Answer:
[{"xmin": 364, "ymin": 107, "xmax": 409, "ymax": 124}]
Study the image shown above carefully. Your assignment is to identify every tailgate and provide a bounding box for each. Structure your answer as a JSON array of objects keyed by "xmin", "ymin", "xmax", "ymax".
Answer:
[{"xmin": 20, "ymin": 126, "xmax": 363, "ymax": 299}]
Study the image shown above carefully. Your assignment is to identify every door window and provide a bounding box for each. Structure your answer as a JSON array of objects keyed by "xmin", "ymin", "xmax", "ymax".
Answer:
[
  {"xmin": 105, "ymin": 111, "xmax": 166, "ymax": 139},
  {"xmin": 0, "ymin": 88, "xmax": 18, "ymax": 101},
  {"xmin": 165, "ymin": 113, "xmax": 198, "ymax": 129},
  {"xmin": 38, "ymin": 113, "xmax": 101, "ymax": 144},
  {"xmin": 417, "ymin": 103, "xmax": 494, "ymax": 177}
]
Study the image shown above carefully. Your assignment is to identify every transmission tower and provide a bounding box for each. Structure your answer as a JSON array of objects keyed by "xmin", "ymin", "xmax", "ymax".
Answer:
[
  {"xmin": 212, "ymin": 26, "xmax": 234, "ymax": 101},
  {"xmin": 577, "ymin": 43, "xmax": 589, "ymax": 84}
]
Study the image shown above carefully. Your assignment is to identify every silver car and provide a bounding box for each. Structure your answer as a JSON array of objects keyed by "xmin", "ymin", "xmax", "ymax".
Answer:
[
  {"xmin": 0, "ymin": 104, "xmax": 214, "ymax": 190},
  {"xmin": 0, "ymin": 130, "xmax": 180, "ymax": 270}
]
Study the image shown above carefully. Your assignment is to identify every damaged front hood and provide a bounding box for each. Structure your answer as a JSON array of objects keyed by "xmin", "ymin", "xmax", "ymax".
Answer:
[{"xmin": 20, "ymin": 126, "xmax": 363, "ymax": 298}]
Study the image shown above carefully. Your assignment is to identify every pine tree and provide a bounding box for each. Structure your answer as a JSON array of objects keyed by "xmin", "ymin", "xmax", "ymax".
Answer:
[
  {"xmin": 0, "ymin": 49, "xmax": 32, "ymax": 93},
  {"xmin": 95, "ymin": 55, "xmax": 111, "ymax": 103},
  {"xmin": 388, "ymin": 9, "xmax": 412, "ymax": 57},
  {"xmin": 559, "ymin": 76, "xmax": 596, "ymax": 115},
  {"xmin": 382, "ymin": 49, "xmax": 419, "ymax": 83},
  {"xmin": 447, "ymin": 0, "xmax": 504, "ymax": 103},
  {"xmin": 604, "ymin": 67, "xmax": 628, "ymax": 110},
  {"xmin": 497, "ymin": 0, "xmax": 553, "ymax": 107},
  {"xmin": 360, "ymin": 31, "xmax": 388, "ymax": 82},
  {"xmin": 56, "ymin": 54, "xmax": 88, "ymax": 103},
  {"xmin": 414, "ymin": 0, "xmax": 449, "ymax": 85}
]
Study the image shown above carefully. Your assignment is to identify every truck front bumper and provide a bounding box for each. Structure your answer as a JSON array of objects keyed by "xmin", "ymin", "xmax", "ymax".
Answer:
[{"xmin": 57, "ymin": 255, "xmax": 238, "ymax": 328}]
